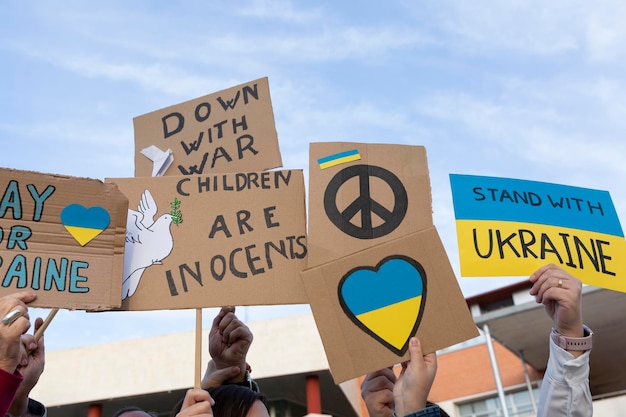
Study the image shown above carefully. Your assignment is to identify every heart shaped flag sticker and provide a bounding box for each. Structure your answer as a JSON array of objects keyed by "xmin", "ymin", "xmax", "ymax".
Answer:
[
  {"xmin": 60, "ymin": 204, "xmax": 111, "ymax": 246},
  {"xmin": 338, "ymin": 255, "xmax": 427, "ymax": 355}
]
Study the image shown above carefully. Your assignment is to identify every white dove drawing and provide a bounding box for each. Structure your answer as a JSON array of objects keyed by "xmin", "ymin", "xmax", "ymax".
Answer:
[{"xmin": 122, "ymin": 189, "xmax": 174, "ymax": 299}]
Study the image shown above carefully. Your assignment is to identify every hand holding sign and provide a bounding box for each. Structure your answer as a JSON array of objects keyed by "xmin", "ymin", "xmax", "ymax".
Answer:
[
  {"xmin": 0, "ymin": 291, "xmax": 36, "ymax": 375},
  {"xmin": 393, "ymin": 338, "xmax": 437, "ymax": 417},
  {"xmin": 10, "ymin": 316, "xmax": 46, "ymax": 417},
  {"xmin": 175, "ymin": 388, "xmax": 214, "ymax": 417},
  {"xmin": 529, "ymin": 264, "xmax": 585, "ymax": 340}
]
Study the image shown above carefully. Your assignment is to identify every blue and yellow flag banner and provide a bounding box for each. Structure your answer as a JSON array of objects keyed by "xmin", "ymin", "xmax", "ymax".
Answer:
[{"xmin": 450, "ymin": 174, "xmax": 626, "ymax": 293}]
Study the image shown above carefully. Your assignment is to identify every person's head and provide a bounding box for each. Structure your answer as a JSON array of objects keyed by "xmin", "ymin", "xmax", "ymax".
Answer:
[
  {"xmin": 112, "ymin": 406, "xmax": 157, "ymax": 417},
  {"xmin": 170, "ymin": 385, "xmax": 268, "ymax": 417}
]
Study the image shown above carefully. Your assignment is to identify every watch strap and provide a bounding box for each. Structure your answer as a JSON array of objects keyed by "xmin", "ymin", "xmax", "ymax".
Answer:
[{"xmin": 550, "ymin": 326, "xmax": 593, "ymax": 351}]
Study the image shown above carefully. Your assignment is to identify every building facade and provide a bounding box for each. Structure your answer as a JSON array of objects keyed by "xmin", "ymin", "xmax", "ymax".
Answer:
[{"xmin": 31, "ymin": 283, "xmax": 625, "ymax": 417}]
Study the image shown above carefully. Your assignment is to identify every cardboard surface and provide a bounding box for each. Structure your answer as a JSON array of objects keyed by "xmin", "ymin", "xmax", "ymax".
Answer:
[
  {"xmin": 308, "ymin": 143, "xmax": 433, "ymax": 267},
  {"xmin": 450, "ymin": 174, "xmax": 626, "ymax": 293},
  {"xmin": 107, "ymin": 170, "xmax": 308, "ymax": 310},
  {"xmin": 0, "ymin": 168, "xmax": 127, "ymax": 309},
  {"xmin": 134, "ymin": 77, "xmax": 282, "ymax": 177},
  {"xmin": 301, "ymin": 228, "xmax": 479, "ymax": 384}
]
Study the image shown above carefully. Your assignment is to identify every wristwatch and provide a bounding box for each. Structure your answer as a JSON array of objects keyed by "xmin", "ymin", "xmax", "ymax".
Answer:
[{"xmin": 550, "ymin": 326, "xmax": 593, "ymax": 351}]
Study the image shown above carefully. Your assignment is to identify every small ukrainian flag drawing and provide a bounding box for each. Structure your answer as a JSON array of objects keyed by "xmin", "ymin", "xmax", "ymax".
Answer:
[{"xmin": 317, "ymin": 149, "xmax": 361, "ymax": 169}]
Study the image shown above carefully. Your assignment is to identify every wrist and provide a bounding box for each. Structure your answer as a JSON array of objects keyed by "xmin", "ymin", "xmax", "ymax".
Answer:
[
  {"xmin": 555, "ymin": 312, "xmax": 584, "ymax": 338},
  {"xmin": 394, "ymin": 396, "xmax": 427, "ymax": 417},
  {"xmin": 8, "ymin": 395, "xmax": 29, "ymax": 416},
  {"xmin": 551, "ymin": 325, "xmax": 593, "ymax": 354},
  {"xmin": 555, "ymin": 323, "xmax": 584, "ymax": 338},
  {"xmin": 0, "ymin": 360, "xmax": 17, "ymax": 374}
]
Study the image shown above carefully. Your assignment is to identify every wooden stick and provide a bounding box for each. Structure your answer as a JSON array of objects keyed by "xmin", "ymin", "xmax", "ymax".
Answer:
[
  {"xmin": 34, "ymin": 308, "xmax": 59, "ymax": 341},
  {"xmin": 194, "ymin": 308, "xmax": 202, "ymax": 389}
]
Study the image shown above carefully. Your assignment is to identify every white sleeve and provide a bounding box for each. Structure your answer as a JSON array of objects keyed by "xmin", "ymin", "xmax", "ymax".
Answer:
[{"xmin": 536, "ymin": 330, "xmax": 592, "ymax": 417}]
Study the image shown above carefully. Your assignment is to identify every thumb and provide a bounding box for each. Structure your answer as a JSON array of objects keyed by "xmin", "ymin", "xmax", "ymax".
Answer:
[
  {"xmin": 201, "ymin": 366, "xmax": 240, "ymax": 389},
  {"xmin": 408, "ymin": 337, "xmax": 423, "ymax": 364},
  {"xmin": 14, "ymin": 291, "xmax": 37, "ymax": 304}
]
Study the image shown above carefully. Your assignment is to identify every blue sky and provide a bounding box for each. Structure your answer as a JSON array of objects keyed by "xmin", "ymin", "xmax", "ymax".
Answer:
[{"xmin": 2, "ymin": 1, "xmax": 626, "ymax": 351}]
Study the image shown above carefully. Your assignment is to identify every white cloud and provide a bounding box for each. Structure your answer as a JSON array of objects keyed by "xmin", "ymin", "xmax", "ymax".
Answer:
[
  {"xmin": 585, "ymin": 2, "xmax": 626, "ymax": 63},
  {"xmin": 401, "ymin": 0, "xmax": 626, "ymax": 66},
  {"xmin": 236, "ymin": 0, "xmax": 324, "ymax": 23}
]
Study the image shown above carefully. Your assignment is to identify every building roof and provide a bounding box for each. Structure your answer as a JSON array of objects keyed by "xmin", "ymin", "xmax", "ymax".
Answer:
[{"xmin": 472, "ymin": 285, "xmax": 626, "ymax": 398}]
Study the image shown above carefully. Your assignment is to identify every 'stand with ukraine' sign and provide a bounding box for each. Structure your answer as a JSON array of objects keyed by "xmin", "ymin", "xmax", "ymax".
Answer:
[{"xmin": 450, "ymin": 174, "xmax": 626, "ymax": 293}]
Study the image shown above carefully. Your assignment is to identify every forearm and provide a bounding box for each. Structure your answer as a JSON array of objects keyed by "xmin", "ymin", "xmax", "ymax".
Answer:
[
  {"xmin": 537, "ymin": 329, "xmax": 592, "ymax": 417},
  {"xmin": 7, "ymin": 393, "xmax": 28, "ymax": 416}
]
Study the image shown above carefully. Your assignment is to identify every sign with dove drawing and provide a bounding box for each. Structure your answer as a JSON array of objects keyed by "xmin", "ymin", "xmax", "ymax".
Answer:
[{"xmin": 107, "ymin": 170, "xmax": 308, "ymax": 310}]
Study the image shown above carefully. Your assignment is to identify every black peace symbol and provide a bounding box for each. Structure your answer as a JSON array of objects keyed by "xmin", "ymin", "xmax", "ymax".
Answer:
[{"xmin": 323, "ymin": 164, "xmax": 408, "ymax": 239}]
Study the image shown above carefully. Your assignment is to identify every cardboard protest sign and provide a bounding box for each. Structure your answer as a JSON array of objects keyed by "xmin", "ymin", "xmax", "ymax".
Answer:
[
  {"xmin": 450, "ymin": 174, "xmax": 626, "ymax": 293},
  {"xmin": 0, "ymin": 168, "xmax": 128, "ymax": 309},
  {"xmin": 134, "ymin": 77, "xmax": 282, "ymax": 177},
  {"xmin": 301, "ymin": 228, "xmax": 479, "ymax": 383},
  {"xmin": 106, "ymin": 170, "xmax": 308, "ymax": 310},
  {"xmin": 308, "ymin": 143, "xmax": 433, "ymax": 267}
]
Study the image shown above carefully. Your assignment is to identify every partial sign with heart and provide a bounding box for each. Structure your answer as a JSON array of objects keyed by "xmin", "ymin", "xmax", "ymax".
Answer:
[
  {"xmin": 60, "ymin": 204, "xmax": 111, "ymax": 246},
  {"xmin": 338, "ymin": 255, "xmax": 427, "ymax": 355}
]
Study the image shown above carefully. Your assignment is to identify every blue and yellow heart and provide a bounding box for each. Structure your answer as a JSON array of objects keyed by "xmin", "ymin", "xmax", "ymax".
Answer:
[
  {"xmin": 338, "ymin": 256, "xmax": 427, "ymax": 355},
  {"xmin": 60, "ymin": 204, "xmax": 111, "ymax": 246}
]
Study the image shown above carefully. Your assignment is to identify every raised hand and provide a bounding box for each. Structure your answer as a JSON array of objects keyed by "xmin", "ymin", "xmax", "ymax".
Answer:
[
  {"xmin": 206, "ymin": 306, "xmax": 252, "ymax": 385},
  {"xmin": 393, "ymin": 338, "xmax": 437, "ymax": 417},
  {"xmin": 529, "ymin": 264, "xmax": 584, "ymax": 338},
  {"xmin": 361, "ymin": 367, "xmax": 396, "ymax": 417},
  {"xmin": 176, "ymin": 389, "xmax": 214, "ymax": 417}
]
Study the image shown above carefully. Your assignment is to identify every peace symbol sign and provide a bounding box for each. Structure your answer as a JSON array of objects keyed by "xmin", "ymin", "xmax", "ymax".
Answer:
[{"xmin": 323, "ymin": 164, "xmax": 408, "ymax": 239}]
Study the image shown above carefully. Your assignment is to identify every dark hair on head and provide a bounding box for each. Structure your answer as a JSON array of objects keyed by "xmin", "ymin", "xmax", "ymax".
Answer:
[
  {"xmin": 170, "ymin": 385, "xmax": 266, "ymax": 417},
  {"xmin": 112, "ymin": 406, "xmax": 157, "ymax": 417}
]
